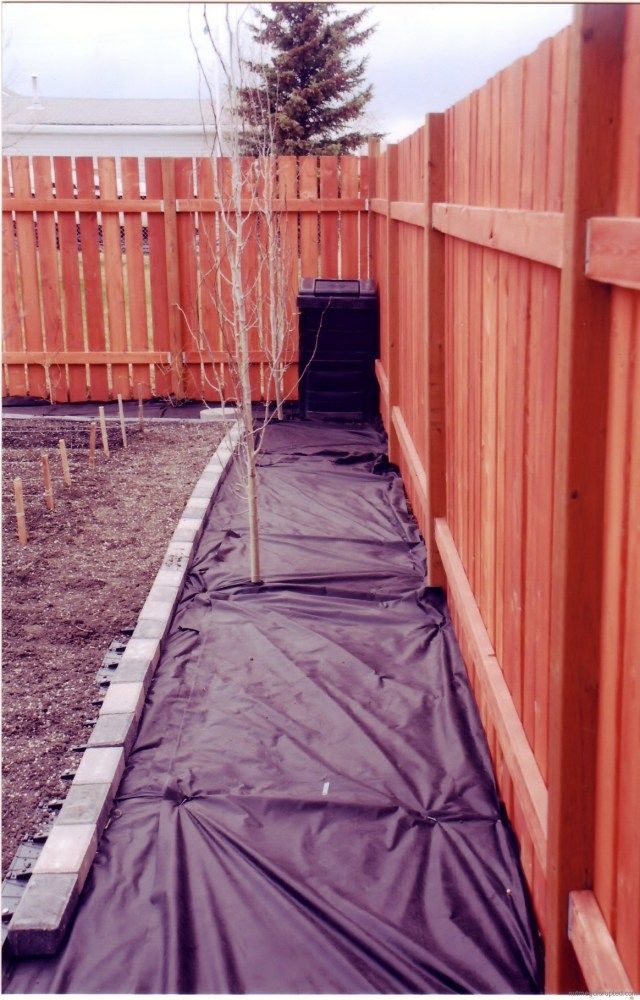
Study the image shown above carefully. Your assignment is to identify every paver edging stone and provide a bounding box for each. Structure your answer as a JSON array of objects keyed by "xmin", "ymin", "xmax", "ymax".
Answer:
[{"xmin": 6, "ymin": 419, "xmax": 241, "ymax": 958}]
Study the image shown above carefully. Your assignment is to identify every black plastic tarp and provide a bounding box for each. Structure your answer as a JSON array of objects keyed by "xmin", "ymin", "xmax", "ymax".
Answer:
[{"xmin": 5, "ymin": 420, "xmax": 542, "ymax": 993}]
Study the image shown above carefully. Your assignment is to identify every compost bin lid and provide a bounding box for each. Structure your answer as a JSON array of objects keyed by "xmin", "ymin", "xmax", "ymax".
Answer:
[{"xmin": 298, "ymin": 277, "xmax": 377, "ymax": 304}]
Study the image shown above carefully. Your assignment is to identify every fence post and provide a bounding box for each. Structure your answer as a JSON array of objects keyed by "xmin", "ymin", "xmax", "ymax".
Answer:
[
  {"xmin": 546, "ymin": 5, "xmax": 625, "ymax": 991},
  {"xmin": 423, "ymin": 114, "xmax": 447, "ymax": 588},
  {"xmin": 160, "ymin": 158, "xmax": 184, "ymax": 398},
  {"xmin": 385, "ymin": 143, "xmax": 400, "ymax": 463}
]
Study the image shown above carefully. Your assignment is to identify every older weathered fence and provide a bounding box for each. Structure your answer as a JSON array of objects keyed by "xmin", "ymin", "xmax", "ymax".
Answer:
[
  {"xmin": 2, "ymin": 3, "xmax": 638, "ymax": 994},
  {"xmin": 371, "ymin": 4, "xmax": 639, "ymax": 993},
  {"xmin": 2, "ymin": 154, "xmax": 370, "ymax": 402}
]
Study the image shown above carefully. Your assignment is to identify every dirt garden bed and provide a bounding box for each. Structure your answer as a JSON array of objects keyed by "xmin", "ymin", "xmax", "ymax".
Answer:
[{"xmin": 1, "ymin": 416, "xmax": 230, "ymax": 873}]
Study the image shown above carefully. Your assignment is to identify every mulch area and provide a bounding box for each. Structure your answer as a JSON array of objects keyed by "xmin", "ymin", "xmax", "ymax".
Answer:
[{"xmin": 2, "ymin": 417, "xmax": 229, "ymax": 874}]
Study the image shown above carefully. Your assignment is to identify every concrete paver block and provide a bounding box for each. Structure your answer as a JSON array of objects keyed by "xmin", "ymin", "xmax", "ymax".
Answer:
[
  {"xmin": 162, "ymin": 541, "xmax": 192, "ymax": 570},
  {"xmin": 73, "ymin": 746, "xmax": 124, "ymax": 788},
  {"xmin": 183, "ymin": 498, "xmax": 210, "ymax": 522},
  {"xmin": 119, "ymin": 635, "xmax": 160, "ymax": 670},
  {"xmin": 131, "ymin": 617, "xmax": 166, "ymax": 642},
  {"xmin": 199, "ymin": 406, "xmax": 236, "ymax": 421},
  {"xmin": 190, "ymin": 479, "xmax": 217, "ymax": 501},
  {"xmin": 57, "ymin": 783, "xmax": 113, "ymax": 833},
  {"xmin": 7, "ymin": 874, "xmax": 79, "ymax": 956},
  {"xmin": 99, "ymin": 682, "xmax": 145, "ymax": 720},
  {"xmin": 86, "ymin": 712, "xmax": 137, "ymax": 753},
  {"xmin": 33, "ymin": 824, "xmax": 96, "ymax": 882},
  {"xmin": 171, "ymin": 519, "xmax": 202, "ymax": 543},
  {"xmin": 141, "ymin": 583, "xmax": 180, "ymax": 616},
  {"xmin": 111, "ymin": 652, "xmax": 155, "ymax": 688}
]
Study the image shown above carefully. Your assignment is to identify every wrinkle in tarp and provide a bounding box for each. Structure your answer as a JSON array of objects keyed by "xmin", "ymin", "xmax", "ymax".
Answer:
[{"xmin": 6, "ymin": 420, "xmax": 542, "ymax": 994}]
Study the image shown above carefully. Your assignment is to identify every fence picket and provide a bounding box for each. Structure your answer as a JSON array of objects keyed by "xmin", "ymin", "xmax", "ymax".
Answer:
[
  {"xmin": 98, "ymin": 157, "xmax": 128, "ymax": 398},
  {"xmin": 122, "ymin": 157, "xmax": 151, "ymax": 400},
  {"xmin": 2, "ymin": 160, "xmax": 28, "ymax": 396},
  {"xmin": 11, "ymin": 157, "xmax": 47, "ymax": 398}
]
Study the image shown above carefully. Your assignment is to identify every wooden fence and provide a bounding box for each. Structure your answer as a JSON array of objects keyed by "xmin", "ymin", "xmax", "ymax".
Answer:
[
  {"xmin": 2, "ymin": 154, "xmax": 370, "ymax": 403},
  {"xmin": 2, "ymin": 4, "xmax": 638, "ymax": 994},
  {"xmin": 370, "ymin": 4, "xmax": 639, "ymax": 992}
]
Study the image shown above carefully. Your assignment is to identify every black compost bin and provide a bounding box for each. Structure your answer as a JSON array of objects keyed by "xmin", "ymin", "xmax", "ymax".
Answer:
[{"xmin": 297, "ymin": 278, "xmax": 379, "ymax": 420}]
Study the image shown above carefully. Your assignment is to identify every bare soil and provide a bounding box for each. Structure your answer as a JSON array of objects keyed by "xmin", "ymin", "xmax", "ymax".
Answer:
[{"xmin": 2, "ymin": 417, "xmax": 229, "ymax": 873}]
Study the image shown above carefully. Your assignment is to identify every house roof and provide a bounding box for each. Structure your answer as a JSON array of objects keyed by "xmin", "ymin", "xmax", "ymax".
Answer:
[{"xmin": 3, "ymin": 90, "xmax": 217, "ymax": 128}]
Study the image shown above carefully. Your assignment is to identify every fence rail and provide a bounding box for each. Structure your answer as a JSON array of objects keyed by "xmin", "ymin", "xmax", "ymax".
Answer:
[
  {"xmin": 2, "ymin": 154, "xmax": 370, "ymax": 403},
  {"xmin": 370, "ymin": 4, "xmax": 639, "ymax": 993}
]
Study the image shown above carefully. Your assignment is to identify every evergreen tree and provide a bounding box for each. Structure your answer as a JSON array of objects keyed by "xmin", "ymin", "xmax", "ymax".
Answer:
[{"xmin": 238, "ymin": 3, "xmax": 376, "ymax": 155}]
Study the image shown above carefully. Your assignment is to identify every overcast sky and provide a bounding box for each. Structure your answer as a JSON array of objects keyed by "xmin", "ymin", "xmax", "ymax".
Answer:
[{"xmin": 2, "ymin": 2, "xmax": 573, "ymax": 141}]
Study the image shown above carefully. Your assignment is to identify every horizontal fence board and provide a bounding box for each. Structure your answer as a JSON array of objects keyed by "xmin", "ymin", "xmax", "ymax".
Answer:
[
  {"xmin": 4, "ymin": 351, "xmax": 171, "ymax": 365},
  {"xmin": 568, "ymin": 891, "xmax": 633, "ymax": 992},
  {"xmin": 432, "ymin": 203, "xmax": 564, "ymax": 266},
  {"xmin": 391, "ymin": 405, "xmax": 428, "ymax": 500},
  {"xmin": 586, "ymin": 216, "xmax": 640, "ymax": 289},
  {"xmin": 176, "ymin": 196, "xmax": 365, "ymax": 213},
  {"xmin": 435, "ymin": 517, "xmax": 548, "ymax": 871},
  {"xmin": 4, "ymin": 198, "xmax": 163, "ymax": 214},
  {"xmin": 390, "ymin": 201, "xmax": 427, "ymax": 227}
]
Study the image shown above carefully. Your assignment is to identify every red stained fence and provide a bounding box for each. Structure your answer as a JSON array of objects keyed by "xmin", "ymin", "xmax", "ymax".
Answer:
[
  {"xmin": 2, "ymin": 5, "xmax": 638, "ymax": 994},
  {"xmin": 370, "ymin": 4, "xmax": 639, "ymax": 992},
  {"xmin": 2, "ymin": 154, "xmax": 370, "ymax": 403}
]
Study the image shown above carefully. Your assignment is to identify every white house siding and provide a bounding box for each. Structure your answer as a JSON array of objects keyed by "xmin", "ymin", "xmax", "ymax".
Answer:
[{"xmin": 2, "ymin": 126, "xmax": 215, "ymax": 159}]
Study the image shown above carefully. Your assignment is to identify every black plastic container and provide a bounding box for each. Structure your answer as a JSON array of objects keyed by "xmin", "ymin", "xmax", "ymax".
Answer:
[{"xmin": 297, "ymin": 278, "xmax": 379, "ymax": 420}]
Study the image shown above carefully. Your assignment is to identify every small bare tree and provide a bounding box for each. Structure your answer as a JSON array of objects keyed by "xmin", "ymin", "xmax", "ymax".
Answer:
[{"xmin": 187, "ymin": 4, "xmax": 298, "ymax": 583}]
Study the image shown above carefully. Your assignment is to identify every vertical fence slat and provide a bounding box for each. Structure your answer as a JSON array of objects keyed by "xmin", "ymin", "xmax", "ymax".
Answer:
[
  {"xmin": 98, "ymin": 157, "xmax": 128, "ymax": 399},
  {"xmin": 121, "ymin": 157, "xmax": 151, "ymax": 400},
  {"xmin": 54, "ymin": 157, "xmax": 87, "ymax": 402},
  {"xmin": 358, "ymin": 155, "xmax": 370, "ymax": 280},
  {"xmin": 175, "ymin": 157, "xmax": 201, "ymax": 399},
  {"xmin": 76, "ymin": 157, "xmax": 109, "ymax": 400},
  {"xmin": 299, "ymin": 156, "xmax": 319, "ymax": 278},
  {"xmin": 196, "ymin": 156, "xmax": 221, "ymax": 402},
  {"xmin": 144, "ymin": 158, "xmax": 171, "ymax": 398},
  {"xmin": 11, "ymin": 156, "xmax": 47, "ymax": 398},
  {"xmin": 424, "ymin": 115, "xmax": 446, "ymax": 587},
  {"xmin": 340, "ymin": 156, "xmax": 359, "ymax": 278},
  {"xmin": 319, "ymin": 156, "xmax": 338, "ymax": 276},
  {"xmin": 616, "ymin": 298, "xmax": 640, "ymax": 984},
  {"xmin": 2, "ymin": 159, "xmax": 28, "ymax": 396},
  {"xmin": 546, "ymin": 6, "xmax": 626, "ymax": 990},
  {"xmin": 277, "ymin": 155, "xmax": 299, "ymax": 399},
  {"xmin": 161, "ymin": 157, "xmax": 184, "ymax": 398},
  {"xmin": 33, "ymin": 156, "xmax": 66, "ymax": 402},
  {"xmin": 384, "ymin": 145, "xmax": 399, "ymax": 463}
]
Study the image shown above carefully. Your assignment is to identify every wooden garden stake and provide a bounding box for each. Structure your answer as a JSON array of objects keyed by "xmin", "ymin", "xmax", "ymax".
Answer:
[
  {"xmin": 138, "ymin": 395, "xmax": 144, "ymax": 432},
  {"xmin": 89, "ymin": 421, "xmax": 97, "ymax": 467},
  {"xmin": 59, "ymin": 439, "xmax": 71, "ymax": 486},
  {"xmin": 41, "ymin": 453, "xmax": 54, "ymax": 511},
  {"xmin": 98, "ymin": 406, "xmax": 110, "ymax": 457},
  {"xmin": 117, "ymin": 393, "xmax": 127, "ymax": 448},
  {"xmin": 13, "ymin": 477, "xmax": 28, "ymax": 545}
]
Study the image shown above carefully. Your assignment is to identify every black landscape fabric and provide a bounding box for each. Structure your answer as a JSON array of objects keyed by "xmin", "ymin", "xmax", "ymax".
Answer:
[{"xmin": 6, "ymin": 419, "xmax": 542, "ymax": 993}]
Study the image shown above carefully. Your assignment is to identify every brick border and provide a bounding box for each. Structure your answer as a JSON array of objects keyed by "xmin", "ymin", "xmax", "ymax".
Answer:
[{"xmin": 6, "ymin": 420, "xmax": 241, "ymax": 957}]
